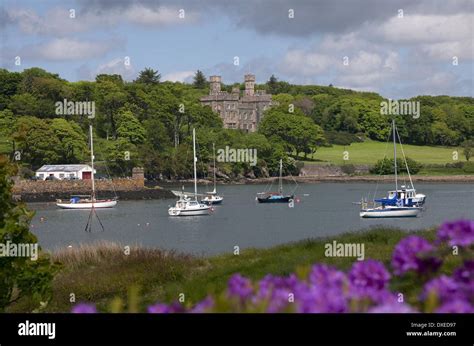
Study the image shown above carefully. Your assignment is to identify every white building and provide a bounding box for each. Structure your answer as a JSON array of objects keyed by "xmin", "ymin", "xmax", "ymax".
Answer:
[{"xmin": 35, "ymin": 164, "xmax": 95, "ymax": 180}]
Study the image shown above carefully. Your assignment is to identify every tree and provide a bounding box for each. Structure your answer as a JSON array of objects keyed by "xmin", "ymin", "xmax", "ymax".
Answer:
[
  {"xmin": 193, "ymin": 70, "xmax": 206, "ymax": 89},
  {"xmin": 258, "ymin": 106, "xmax": 326, "ymax": 158},
  {"xmin": 116, "ymin": 110, "xmax": 146, "ymax": 145},
  {"xmin": 50, "ymin": 119, "xmax": 88, "ymax": 163},
  {"xmin": 0, "ymin": 156, "xmax": 58, "ymax": 311},
  {"xmin": 267, "ymin": 74, "xmax": 278, "ymax": 94},
  {"xmin": 134, "ymin": 68, "xmax": 160, "ymax": 85},
  {"xmin": 462, "ymin": 140, "xmax": 474, "ymax": 161},
  {"xmin": 13, "ymin": 116, "xmax": 61, "ymax": 169}
]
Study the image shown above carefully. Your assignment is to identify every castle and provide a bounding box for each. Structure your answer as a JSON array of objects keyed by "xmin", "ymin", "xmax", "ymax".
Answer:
[{"xmin": 200, "ymin": 74, "xmax": 274, "ymax": 132}]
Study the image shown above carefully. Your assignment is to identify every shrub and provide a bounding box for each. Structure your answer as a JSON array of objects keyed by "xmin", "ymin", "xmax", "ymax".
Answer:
[
  {"xmin": 370, "ymin": 157, "xmax": 422, "ymax": 175},
  {"xmin": 324, "ymin": 131, "xmax": 364, "ymax": 145},
  {"xmin": 0, "ymin": 156, "xmax": 59, "ymax": 311},
  {"xmin": 462, "ymin": 162, "xmax": 474, "ymax": 174},
  {"xmin": 340, "ymin": 163, "xmax": 356, "ymax": 175}
]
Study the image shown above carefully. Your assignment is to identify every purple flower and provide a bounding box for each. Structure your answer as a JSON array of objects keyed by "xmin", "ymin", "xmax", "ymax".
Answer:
[
  {"xmin": 148, "ymin": 302, "xmax": 184, "ymax": 313},
  {"xmin": 391, "ymin": 236, "xmax": 441, "ymax": 275},
  {"xmin": 436, "ymin": 299, "xmax": 474, "ymax": 313},
  {"xmin": 228, "ymin": 274, "xmax": 254, "ymax": 300},
  {"xmin": 71, "ymin": 303, "xmax": 97, "ymax": 313},
  {"xmin": 349, "ymin": 260, "xmax": 391, "ymax": 291},
  {"xmin": 309, "ymin": 264, "xmax": 348, "ymax": 290},
  {"xmin": 297, "ymin": 284, "xmax": 348, "ymax": 313},
  {"xmin": 368, "ymin": 301, "xmax": 417, "ymax": 313},
  {"xmin": 190, "ymin": 296, "xmax": 214, "ymax": 313},
  {"xmin": 437, "ymin": 220, "xmax": 474, "ymax": 247},
  {"xmin": 421, "ymin": 275, "xmax": 463, "ymax": 302},
  {"xmin": 253, "ymin": 274, "xmax": 302, "ymax": 312},
  {"xmin": 453, "ymin": 260, "xmax": 474, "ymax": 299}
]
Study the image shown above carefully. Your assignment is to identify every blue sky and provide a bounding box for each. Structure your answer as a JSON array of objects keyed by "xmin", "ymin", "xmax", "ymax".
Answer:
[{"xmin": 1, "ymin": 0, "xmax": 473, "ymax": 98}]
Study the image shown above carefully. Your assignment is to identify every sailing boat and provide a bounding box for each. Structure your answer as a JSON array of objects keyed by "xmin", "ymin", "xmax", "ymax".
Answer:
[
  {"xmin": 360, "ymin": 119, "xmax": 425, "ymax": 218},
  {"xmin": 56, "ymin": 125, "xmax": 118, "ymax": 209},
  {"xmin": 168, "ymin": 128, "xmax": 210, "ymax": 216},
  {"xmin": 202, "ymin": 143, "xmax": 223, "ymax": 205},
  {"xmin": 256, "ymin": 159, "xmax": 294, "ymax": 203}
]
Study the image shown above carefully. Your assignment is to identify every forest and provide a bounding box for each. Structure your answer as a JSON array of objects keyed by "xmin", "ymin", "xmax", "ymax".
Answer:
[{"xmin": 0, "ymin": 67, "xmax": 472, "ymax": 179}]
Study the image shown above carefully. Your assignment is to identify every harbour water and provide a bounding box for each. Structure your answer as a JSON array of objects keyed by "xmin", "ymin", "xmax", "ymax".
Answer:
[{"xmin": 29, "ymin": 182, "xmax": 473, "ymax": 256}]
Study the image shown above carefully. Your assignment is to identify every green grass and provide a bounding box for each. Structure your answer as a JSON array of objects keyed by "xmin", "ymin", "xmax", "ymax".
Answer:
[
  {"xmin": 7, "ymin": 225, "xmax": 463, "ymax": 313},
  {"xmin": 308, "ymin": 141, "xmax": 464, "ymax": 165}
]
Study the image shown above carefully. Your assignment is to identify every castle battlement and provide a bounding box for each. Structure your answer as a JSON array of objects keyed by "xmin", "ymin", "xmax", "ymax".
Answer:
[{"xmin": 200, "ymin": 74, "xmax": 275, "ymax": 132}]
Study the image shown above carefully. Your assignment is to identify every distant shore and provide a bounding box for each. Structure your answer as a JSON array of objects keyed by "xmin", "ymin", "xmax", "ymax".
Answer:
[
  {"xmin": 14, "ymin": 174, "xmax": 473, "ymax": 203},
  {"xmin": 161, "ymin": 174, "xmax": 474, "ymax": 186}
]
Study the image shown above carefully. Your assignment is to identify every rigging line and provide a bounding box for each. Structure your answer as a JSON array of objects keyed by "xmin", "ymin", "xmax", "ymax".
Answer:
[
  {"xmin": 395, "ymin": 126, "xmax": 415, "ymax": 189},
  {"xmin": 372, "ymin": 124, "xmax": 392, "ymax": 202},
  {"xmin": 103, "ymin": 162, "xmax": 118, "ymax": 199}
]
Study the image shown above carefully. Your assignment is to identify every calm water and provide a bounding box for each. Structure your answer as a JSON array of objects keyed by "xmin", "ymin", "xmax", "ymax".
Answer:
[{"xmin": 29, "ymin": 183, "xmax": 473, "ymax": 256}]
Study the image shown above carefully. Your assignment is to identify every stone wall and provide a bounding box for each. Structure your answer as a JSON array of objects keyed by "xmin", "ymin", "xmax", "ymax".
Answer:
[
  {"xmin": 11, "ymin": 176, "xmax": 176, "ymax": 202},
  {"xmin": 13, "ymin": 178, "xmax": 144, "ymax": 195},
  {"xmin": 299, "ymin": 163, "xmax": 370, "ymax": 177}
]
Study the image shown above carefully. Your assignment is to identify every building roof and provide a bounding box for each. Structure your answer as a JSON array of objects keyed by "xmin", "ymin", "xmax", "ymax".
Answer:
[{"xmin": 36, "ymin": 164, "xmax": 92, "ymax": 173}]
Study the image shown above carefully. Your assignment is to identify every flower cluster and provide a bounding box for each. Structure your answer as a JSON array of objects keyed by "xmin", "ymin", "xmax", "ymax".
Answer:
[{"xmin": 71, "ymin": 220, "xmax": 474, "ymax": 314}]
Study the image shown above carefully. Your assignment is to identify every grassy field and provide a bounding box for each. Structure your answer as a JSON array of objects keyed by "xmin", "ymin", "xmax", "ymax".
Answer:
[
  {"xmin": 7, "ymin": 225, "xmax": 462, "ymax": 313},
  {"xmin": 308, "ymin": 141, "xmax": 464, "ymax": 165}
]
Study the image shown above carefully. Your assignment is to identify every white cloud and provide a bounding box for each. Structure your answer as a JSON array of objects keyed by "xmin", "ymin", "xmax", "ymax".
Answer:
[
  {"xmin": 280, "ymin": 50, "xmax": 333, "ymax": 75},
  {"xmin": 6, "ymin": 5, "xmax": 197, "ymax": 36},
  {"xmin": 96, "ymin": 58, "xmax": 135, "ymax": 80},
  {"xmin": 378, "ymin": 14, "xmax": 473, "ymax": 44},
  {"xmin": 25, "ymin": 38, "xmax": 121, "ymax": 61},
  {"xmin": 162, "ymin": 70, "xmax": 194, "ymax": 83}
]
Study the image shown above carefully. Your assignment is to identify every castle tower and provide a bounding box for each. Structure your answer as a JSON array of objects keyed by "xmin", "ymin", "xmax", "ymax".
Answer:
[
  {"xmin": 244, "ymin": 74, "xmax": 255, "ymax": 96},
  {"xmin": 209, "ymin": 75, "xmax": 221, "ymax": 95}
]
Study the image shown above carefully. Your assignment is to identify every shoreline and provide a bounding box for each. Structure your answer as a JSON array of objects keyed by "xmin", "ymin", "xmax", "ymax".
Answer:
[
  {"xmin": 160, "ymin": 174, "xmax": 474, "ymax": 185},
  {"xmin": 15, "ymin": 174, "xmax": 473, "ymax": 203}
]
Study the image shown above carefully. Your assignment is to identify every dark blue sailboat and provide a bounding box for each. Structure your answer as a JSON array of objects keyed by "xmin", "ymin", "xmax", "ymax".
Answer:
[{"xmin": 256, "ymin": 159, "xmax": 294, "ymax": 203}]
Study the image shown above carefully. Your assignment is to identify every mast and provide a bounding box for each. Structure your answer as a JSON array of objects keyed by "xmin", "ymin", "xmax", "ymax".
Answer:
[
  {"xmin": 193, "ymin": 128, "xmax": 197, "ymax": 200},
  {"xmin": 279, "ymin": 159, "xmax": 283, "ymax": 194},
  {"xmin": 89, "ymin": 124, "xmax": 95, "ymax": 200},
  {"xmin": 392, "ymin": 119, "xmax": 398, "ymax": 191},
  {"xmin": 213, "ymin": 142, "xmax": 216, "ymax": 192}
]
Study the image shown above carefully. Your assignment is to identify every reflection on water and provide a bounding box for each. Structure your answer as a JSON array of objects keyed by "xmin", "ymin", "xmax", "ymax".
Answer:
[{"xmin": 29, "ymin": 183, "xmax": 473, "ymax": 256}]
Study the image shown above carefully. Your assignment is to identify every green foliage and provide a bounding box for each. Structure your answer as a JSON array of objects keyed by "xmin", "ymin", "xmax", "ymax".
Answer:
[
  {"xmin": 0, "ymin": 67, "xmax": 471, "ymax": 178},
  {"xmin": 462, "ymin": 139, "xmax": 474, "ymax": 161},
  {"xmin": 462, "ymin": 162, "xmax": 474, "ymax": 173},
  {"xmin": 324, "ymin": 131, "xmax": 364, "ymax": 145},
  {"xmin": 193, "ymin": 70, "xmax": 207, "ymax": 89},
  {"xmin": 259, "ymin": 105, "xmax": 326, "ymax": 158},
  {"xmin": 134, "ymin": 68, "xmax": 160, "ymax": 85},
  {"xmin": 370, "ymin": 157, "xmax": 423, "ymax": 175},
  {"xmin": 0, "ymin": 156, "xmax": 59, "ymax": 311},
  {"xmin": 116, "ymin": 109, "xmax": 146, "ymax": 144}
]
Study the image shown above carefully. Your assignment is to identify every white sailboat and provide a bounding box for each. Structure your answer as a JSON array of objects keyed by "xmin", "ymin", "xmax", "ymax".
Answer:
[
  {"xmin": 168, "ymin": 128, "xmax": 210, "ymax": 216},
  {"xmin": 56, "ymin": 125, "xmax": 118, "ymax": 209},
  {"xmin": 202, "ymin": 143, "xmax": 223, "ymax": 205},
  {"xmin": 360, "ymin": 119, "xmax": 425, "ymax": 218}
]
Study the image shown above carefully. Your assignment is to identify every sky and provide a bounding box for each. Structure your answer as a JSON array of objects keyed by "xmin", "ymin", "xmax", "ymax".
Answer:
[{"xmin": 0, "ymin": 0, "xmax": 473, "ymax": 98}]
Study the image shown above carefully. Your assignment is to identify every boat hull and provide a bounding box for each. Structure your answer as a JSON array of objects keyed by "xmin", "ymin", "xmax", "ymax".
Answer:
[
  {"xmin": 257, "ymin": 195, "xmax": 294, "ymax": 203},
  {"xmin": 56, "ymin": 200, "xmax": 117, "ymax": 209},
  {"xmin": 168, "ymin": 206, "xmax": 210, "ymax": 216},
  {"xmin": 202, "ymin": 196, "xmax": 223, "ymax": 205},
  {"xmin": 360, "ymin": 207, "xmax": 421, "ymax": 218}
]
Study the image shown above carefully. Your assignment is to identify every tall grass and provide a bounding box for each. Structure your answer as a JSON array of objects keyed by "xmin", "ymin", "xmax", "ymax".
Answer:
[{"xmin": 9, "ymin": 226, "xmax": 450, "ymax": 313}]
